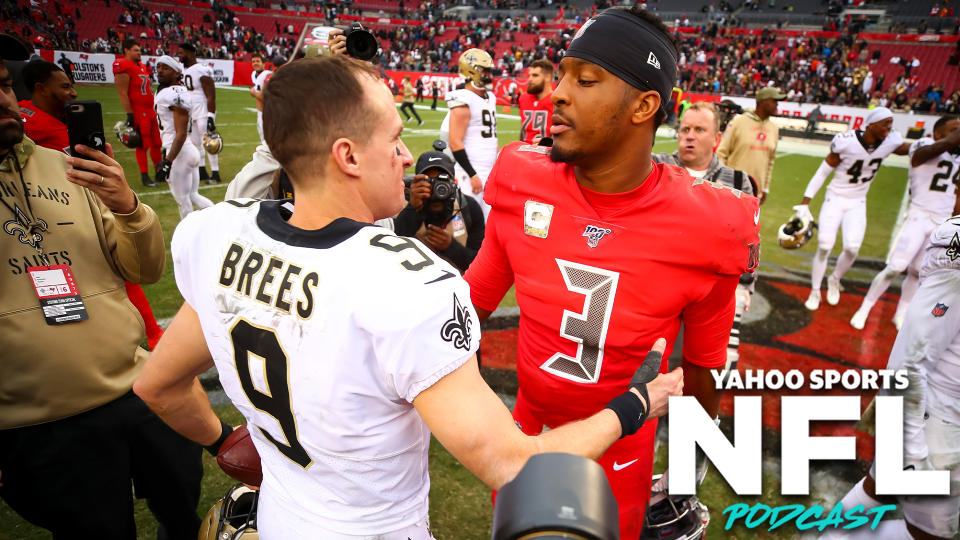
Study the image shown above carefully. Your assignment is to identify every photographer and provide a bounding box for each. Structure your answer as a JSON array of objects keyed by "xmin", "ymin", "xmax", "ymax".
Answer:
[{"xmin": 393, "ymin": 142, "xmax": 485, "ymax": 273}]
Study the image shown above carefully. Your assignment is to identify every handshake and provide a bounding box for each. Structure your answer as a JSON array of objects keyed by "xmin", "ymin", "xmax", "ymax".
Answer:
[{"xmin": 604, "ymin": 338, "xmax": 684, "ymax": 437}]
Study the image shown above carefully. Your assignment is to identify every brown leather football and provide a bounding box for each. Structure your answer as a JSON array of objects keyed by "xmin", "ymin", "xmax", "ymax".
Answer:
[{"xmin": 216, "ymin": 424, "xmax": 263, "ymax": 487}]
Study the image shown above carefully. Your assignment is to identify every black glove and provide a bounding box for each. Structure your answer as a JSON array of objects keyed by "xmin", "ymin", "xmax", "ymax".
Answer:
[
  {"xmin": 155, "ymin": 160, "xmax": 173, "ymax": 183},
  {"xmin": 207, "ymin": 117, "xmax": 216, "ymax": 133},
  {"xmin": 126, "ymin": 112, "xmax": 135, "ymax": 127},
  {"xmin": 204, "ymin": 419, "xmax": 235, "ymax": 456},
  {"xmin": 605, "ymin": 347, "xmax": 663, "ymax": 438}
]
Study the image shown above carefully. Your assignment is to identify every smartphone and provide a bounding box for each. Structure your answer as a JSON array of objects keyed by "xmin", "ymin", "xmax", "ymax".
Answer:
[{"xmin": 66, "ymin": 100, "xmax": 107, "ymax": 162}]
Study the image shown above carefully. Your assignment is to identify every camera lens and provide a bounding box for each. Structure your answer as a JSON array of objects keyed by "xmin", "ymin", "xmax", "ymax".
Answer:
[
  {"xmin": 345, "ymin": 24, "xmax": 379, "ymax": 61},
  {"xmin": 433, "ymin": 182, "xmax": 452, "ymax": 199}
]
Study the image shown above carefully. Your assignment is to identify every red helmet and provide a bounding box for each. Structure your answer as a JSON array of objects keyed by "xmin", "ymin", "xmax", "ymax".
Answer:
[{"xmin": 113, "ymin": 121, "xmax": 142, "ymax": 148}]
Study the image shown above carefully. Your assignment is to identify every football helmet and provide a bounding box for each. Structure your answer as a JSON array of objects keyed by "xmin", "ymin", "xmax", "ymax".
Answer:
[
  {"xmin": 778, "ymin": 213, "xmax": 818, "ymax": 249},
  {"xmin": 458, "ymin": 48, "xmax": 494, "ymax": 89},
  {"xmin": 203, "ymin": 131, "xmax": 223, "ymax": 154},
  {"xmin": 113, "ymin": 121, "xmax": 141, "ymax": 148},
  {"xmin": 639, "ymin": 474, "xmax": 709, "ymax": 540},
  {"xmin": 199, "ymin": 484, "xmax": 259, "ymax": 540}
]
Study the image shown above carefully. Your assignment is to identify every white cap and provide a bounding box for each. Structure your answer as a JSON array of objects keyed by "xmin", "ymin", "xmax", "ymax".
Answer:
[
  {"xmin": 156, "ymin": 55, "xmax": 182, "ymax": 73},
  {"xmin": 865, "ymin": 106, "xmax": 893, "ymax": 126}
]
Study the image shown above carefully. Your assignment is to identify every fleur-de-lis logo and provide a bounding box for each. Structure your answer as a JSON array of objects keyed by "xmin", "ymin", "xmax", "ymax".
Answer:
[
  {"xmin": 3, "ymin": 205, "xmax": 47, "ymax": 249},
  {"xmin": 441, "ymin": 294, "xmax": 472, "ymax": 351},
  {"xmin": 947, "ymin": 232, "xmax": 959, "ymax": 261}
]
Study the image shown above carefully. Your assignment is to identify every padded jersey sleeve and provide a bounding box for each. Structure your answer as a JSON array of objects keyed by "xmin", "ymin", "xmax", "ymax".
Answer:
[
  {"xmin": 170, "ymin": 204, "xmax": 210, "ymax": 308},
  {"xmin": 446, "ymin": 88, "xmax": 468, "ymax": 108},
  {"xmin": 828, "ymin": 132, "xmax": 845, "ymax": 155},
  {"xmin": 112, "ymin": 59, "xmax": 130, "ymax": 76},
  {"xmin": 680, "ymin": 274, "xmax": 739, "ymax": 368},
  {"xmin": 908, "ymin": 137, "xmax": 930, "ymax": 159},
  {"xmin": 360, "ymin": 234, "xmax": 480, "ymax": 403}
]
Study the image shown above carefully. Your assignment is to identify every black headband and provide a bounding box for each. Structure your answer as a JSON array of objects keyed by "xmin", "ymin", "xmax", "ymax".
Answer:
[{"xmin": 564, "ymin": 9, "xmax": 678, "ymax": 113}]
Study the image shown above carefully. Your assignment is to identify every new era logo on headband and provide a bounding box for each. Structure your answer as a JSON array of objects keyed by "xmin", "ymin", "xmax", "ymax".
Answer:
[{"xmin": 647, "ymin": 52, "xmax": 660, "ymax": 69}]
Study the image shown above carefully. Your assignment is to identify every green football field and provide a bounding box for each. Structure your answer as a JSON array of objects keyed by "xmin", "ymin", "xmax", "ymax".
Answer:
[{"xmin": 0, "ymin": 85, "xmax": 912, "ymax": 539}]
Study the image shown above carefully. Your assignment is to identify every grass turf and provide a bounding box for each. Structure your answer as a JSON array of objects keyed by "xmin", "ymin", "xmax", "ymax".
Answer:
[{"xmin": 0, "ymin": 84, "xmax": 910, "ymax": 538}]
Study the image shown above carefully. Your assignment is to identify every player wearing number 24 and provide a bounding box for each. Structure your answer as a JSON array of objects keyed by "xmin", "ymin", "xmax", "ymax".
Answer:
[
  {"xmin": 463, "ymin": 7, "xmax": 761, "ymax": 539},
  {"xmin": 134, "ymin": 55, "xmax": 684, "ymax": 539}
]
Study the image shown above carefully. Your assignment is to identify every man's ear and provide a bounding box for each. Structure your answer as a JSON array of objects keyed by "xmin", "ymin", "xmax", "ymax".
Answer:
[
  {"xmin": 330, "ymin": 137, "xmax": 361, "ymax": 178},
  {"xmin": 631, "ymin": 90, "xmax": 661, "ymax": 126}
]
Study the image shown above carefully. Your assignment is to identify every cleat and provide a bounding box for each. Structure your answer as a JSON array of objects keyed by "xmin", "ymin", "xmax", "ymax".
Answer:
[
  {"xmin": 850, "ymin": 308, "xmax": 869, "ymax": 330},
  {"xmin": 418, "ymin": 119, "xmax": 424, "ymax": 126},
  {"xmin": 211, "ymin": 171, "xmax": 221, "ymax": 183},
  {"xmin": 805, "ymin": 290, "xmax": 821, "ymax": 311},
  {"xmin": 826, "ymin": 275, "xmax": 841, "ymax": 305},
  {"xmin": 140, "ymin": 172, "xmax": 157, "ymax": 187},
  {"xmin": 199, "ymin": 166, "xmax": 209, "ymax": 181}
]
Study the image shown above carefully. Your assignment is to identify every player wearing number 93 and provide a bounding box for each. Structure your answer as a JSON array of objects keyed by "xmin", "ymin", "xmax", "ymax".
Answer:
[
  {"xmin": 133, "ymin": 55, "xmax": 684, "ymax": 539},
  {"xmin": 463, "ymin": 7, "xmax": 761, "ymax": 539},
  {"xmin": 795, "ymin": 106, "xmax": 911, "ymax": 311}
]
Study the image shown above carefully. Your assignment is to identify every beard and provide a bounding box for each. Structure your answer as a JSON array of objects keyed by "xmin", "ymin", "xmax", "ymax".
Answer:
[
  {"xmin": 526, "ymin": 81, "xmax": 544, "ymax": 95},
  {"xmin": 549, "ymin": 142, "xmax": 582, "ymax": 164},
  {"xmin": 0, "ymin": 111, "xmax": 24, "ymax": 149}
]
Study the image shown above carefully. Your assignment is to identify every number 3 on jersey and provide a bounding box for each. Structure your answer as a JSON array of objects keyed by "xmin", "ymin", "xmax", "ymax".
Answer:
[
  {"xmin": 230, "ymin": 319, "xmax": 313, "ymax": 468},
  {"xmin": 541, "ymin": 260, "xmax": 620, "ymax": 384}
]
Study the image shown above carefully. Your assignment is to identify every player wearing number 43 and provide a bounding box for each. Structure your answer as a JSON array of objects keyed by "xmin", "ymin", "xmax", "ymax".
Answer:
[
  {"xmin": 133, "ymin": 55, "xmax": 683, "ymax": 539},
  {"xmin": 795, "ymin": 106, "xmax": 911, "ymax": 311},
  {"xmin": 153, "ymin": 55, "xmax": 213, "ymax": 219},
  {"xmin": 850, "ymin": 116, "xmax": 960, "ymax": 330},
  {"xmin": 463, "ymin": 7, "xmax": 760, "ymax": 538}
]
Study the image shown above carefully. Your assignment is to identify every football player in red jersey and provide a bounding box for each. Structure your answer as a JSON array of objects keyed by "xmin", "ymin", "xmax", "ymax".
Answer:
[
  {"xmin": 517, "ymin": 58, "xmax": 554, "ymax": 144},
  {"xmin": 464, "ymin": 7, "xmax": 761, "ymax": 538},
  {"xmin": 18, "ymin": 60, "xmax": 75, "ymax": 151},
  {"xmin": 113, "ymin": 38, "xmax": 162, "ymax": 187}
]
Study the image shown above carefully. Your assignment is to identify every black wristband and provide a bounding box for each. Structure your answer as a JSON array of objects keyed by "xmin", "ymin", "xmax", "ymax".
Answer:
[
  {"xmin": 205, "ymin": 419, "xmax": 234, "ymax": 456},
  {"xmin": 126, "ymin": 112, "xmax": 135, "ymax": 125},
  {"xmin": 452, "ymin": 149, "xmax": 477, "ymax": 178},
  {"xmin": 606, "ymin": 392, "xmax": 648, "ymax": 438}
]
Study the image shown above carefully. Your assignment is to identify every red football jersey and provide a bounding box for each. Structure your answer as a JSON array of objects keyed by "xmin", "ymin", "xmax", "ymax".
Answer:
[
  {"xmin": 465, "ymin": 141, "xmax": 760, "ymax": 428},
  {"xmin": 112, "ymin": 57, "xmax": 154, "ymax": 109},
  {"xmin": 19, "ymin": 100, "xmax": 68, "ymax": 152},
  {"xmin": 517, "ymin": 92, "xmax": 553, "ymax": 143}
]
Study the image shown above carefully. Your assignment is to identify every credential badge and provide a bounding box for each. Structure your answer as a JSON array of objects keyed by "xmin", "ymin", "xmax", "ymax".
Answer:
[{"xmin": 524, "ymin": 200, "xmax": 554, "ymax": 239}]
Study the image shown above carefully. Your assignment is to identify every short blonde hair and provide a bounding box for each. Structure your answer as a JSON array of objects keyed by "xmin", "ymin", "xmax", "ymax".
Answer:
[{"xmin": 682, "ymin": 102, "xmax": 721, "ymax": 134}]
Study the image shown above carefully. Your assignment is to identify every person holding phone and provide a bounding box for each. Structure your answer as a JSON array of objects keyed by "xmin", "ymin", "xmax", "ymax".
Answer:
[
  {"xmin": 153, "ymin": 55, "xmax": 213, "ymax": 219},
  {"xmin": 0, "ymin": 41, "xmax": 203, "ymax": 539}
]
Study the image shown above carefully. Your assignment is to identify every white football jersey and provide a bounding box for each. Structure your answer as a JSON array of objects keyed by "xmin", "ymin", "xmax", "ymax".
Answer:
[
  {"xmin": 907, "ymin": 137, "xmax": 960, "ymax": 217},
  {"xmin": 442, "ymin": 86, "xmax": 499, "ymax": 178},
  {"xmin": 826, "ymin": 129, "xmax": 904, "ymax": 199},
  {"xmin": 154, "ymin": 84, "xmax": 192, "ymax": 150},
  {"xmin": 171, "ymin": 200, "xmax": 479, "ymax": 537},
  {"xmin": 182, "ymin": 61, "xmax": 213, "ymax": 120},
  {"xmin": 252, "ymin": 69, "xmax": 272, "ymax": 93},
  {"xmin": 921, "ymin": 215, "xmax": 960, "ymax": 278}
]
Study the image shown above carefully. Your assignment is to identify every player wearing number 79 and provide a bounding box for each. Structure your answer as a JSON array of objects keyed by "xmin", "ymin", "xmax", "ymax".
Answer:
[
  {"xmin": 463, "ymin": 8, "xmax": 760, "ymax": 539},
  {"xmin": 794, "ymin": 107, "xmax": 911, "ymax": 311},
  {"xmin": 133, "ymin": 55, "xmax": 683, "ymax": 539}
]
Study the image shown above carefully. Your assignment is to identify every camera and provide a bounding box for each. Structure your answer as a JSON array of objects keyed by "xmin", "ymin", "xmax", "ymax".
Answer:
[
  {"xmin": 295, "ymin": 23, "xmax": 379, "ymax": 61},
  {"xmin": 342, "ymin": 23, "xmax": 378, "ymax": 61},
  {"xmin": 402, "ymin": 173, "xmax": 457, "ymax": 202}
]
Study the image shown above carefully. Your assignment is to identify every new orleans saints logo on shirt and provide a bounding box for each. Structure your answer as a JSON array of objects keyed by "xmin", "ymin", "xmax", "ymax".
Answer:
[
  {"xmin": 947, "ymin": 232, "xmax": 959, "ymax": 261},
  {"xmin": 3, "ymin": 205, "xmax": 47, "ymax": 249},
  {"xmin": 441, "ymin": 293, "xmax": 473, "ymax": 351}
]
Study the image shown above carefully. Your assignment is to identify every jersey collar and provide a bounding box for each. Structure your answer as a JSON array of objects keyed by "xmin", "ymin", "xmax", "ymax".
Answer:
[{"xmin": 256, "ymin": 200, "xmax": 372, "ymax": 248}]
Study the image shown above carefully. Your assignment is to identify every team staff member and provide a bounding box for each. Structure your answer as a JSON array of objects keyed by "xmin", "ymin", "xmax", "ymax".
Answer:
[
  {"xmin": 716, "ymin": 86, "xmax": 785, "ymax": 204},
  {"xmin": 19, "ymin": 60, "xmax": 166, "ymax": 350},
  {"xmin": 113, "ymin": 38, "xmax": 162, "ymax": 188},
  {"xmin": 653, "ymin": 101, "xmax": 758, "ymax": 376},
  {"xmin": 464, "ymin": 8, "xmax": 760, "ymax": 538},
  {"xmin": 0, "ymin": 52, "xmax": 202, "ymax": 539},
  {"xmin": 132, "ymin": 55, "xmax": 682, "ymax": 539},
  {"xmin": 518, "ymin": 58, "xmax": 554, "ymax": 144}
]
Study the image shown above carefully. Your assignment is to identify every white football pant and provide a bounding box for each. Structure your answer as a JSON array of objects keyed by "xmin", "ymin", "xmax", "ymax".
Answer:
[{"xmin": 169, "ymin": 142, "xmax": 213, "ymax": 219}]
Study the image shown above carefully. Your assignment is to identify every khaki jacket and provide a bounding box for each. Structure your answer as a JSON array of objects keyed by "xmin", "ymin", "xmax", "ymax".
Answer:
[
  {"xmin": 0, "ymin": 139, "xmax": 165, "ymax": 429},
  {"xmin": 716, "ymin": 110, "xmax": 780, "ymax": 194}
]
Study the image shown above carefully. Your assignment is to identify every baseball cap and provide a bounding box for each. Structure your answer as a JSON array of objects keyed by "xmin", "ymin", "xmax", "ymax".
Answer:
[
  {"xmin": 0, "ymin": 33, "xmax": 31, "ymax": 61},
  {"xmin": 756, "ymin": 87, "xmax": 786, "ymax": 101},
  {"xmin": 415, "ymin": 150, "xmax": 456, "ymax": 177}
]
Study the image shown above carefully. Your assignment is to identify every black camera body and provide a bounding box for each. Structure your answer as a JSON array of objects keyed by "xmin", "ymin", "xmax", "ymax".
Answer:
[
  {"xmin": 403, "ymin": 173, "xmax": 457, "ymax": 203},
  {"xmin": 342, "ymin": 23, "xmax": 378, "ymax": 61}
]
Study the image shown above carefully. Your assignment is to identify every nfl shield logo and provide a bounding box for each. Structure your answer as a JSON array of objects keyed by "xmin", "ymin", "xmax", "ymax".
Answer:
[
  {"xmin": 933, "ymin": 303, "xmax": 949, "ymax": 317},
  {"xmin": 583, "ymin": 225, "xmax": 611, "ymax": 248}
]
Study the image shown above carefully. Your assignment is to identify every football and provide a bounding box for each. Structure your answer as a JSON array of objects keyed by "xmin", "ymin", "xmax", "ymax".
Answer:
[{"xmin": 216, "ymin": 424, "xmax": 263, "ymax": 487}]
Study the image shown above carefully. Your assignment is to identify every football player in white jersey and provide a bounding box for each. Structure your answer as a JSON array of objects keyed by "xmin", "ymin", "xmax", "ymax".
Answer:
[
  {"xmin": 153, "ymin": 55, "xmax": 213, "ymax": 219},
  {"xmin": 249, "ymin": 53, "xmax": 272, "ymax": 146},
  {"xmin": 179, "ymin": 43, "xmax": 220, "ymax": 183},
  {"xmin": 822, "ymin": 216, "xmax": 960, "ymax": 540},
  {"xmin": 133, "ymin": 56, "xmax": 682, "ymax": 540},
  {"xmin": 794, "ymin": 107, "xmax": 911, "ymax": 310},
  {"xmin": 851, "ymin": 116, "xmax": 960, "ymax": 330},
  {"xmin": 442, "ymin": 48, "xmax": 498, "ymax": 219}
]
